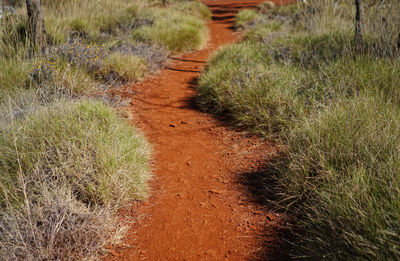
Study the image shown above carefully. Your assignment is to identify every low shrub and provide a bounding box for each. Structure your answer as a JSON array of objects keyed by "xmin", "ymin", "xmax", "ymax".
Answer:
[
  {"xmin": 27, "ymin": 58, "xmax": 98, "ymax": 100},
  {"xmin": 1, "ymin": 0, "xmax": 211, "ymax": 101},
  {"xmin": 0, "ymin": 188, "xmax": 124, "ymax": 260},
  {"xmin": 43, "ymin": 0, "xmax": 140, "ymax": 41},
  {"xmin": 48, "ymin": 41, "xmax": 106, "ymax": 72}
]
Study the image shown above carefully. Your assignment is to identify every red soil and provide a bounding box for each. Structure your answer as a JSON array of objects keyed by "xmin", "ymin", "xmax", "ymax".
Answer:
[{"xmin": 107, "ymin": 0, "xmax": 291, "ymax": 260}]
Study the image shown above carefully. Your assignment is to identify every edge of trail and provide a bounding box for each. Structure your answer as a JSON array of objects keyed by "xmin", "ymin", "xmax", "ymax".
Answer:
[{"xmin": 106, "ymin": 1, "xmax": 293, "ymax": 260}]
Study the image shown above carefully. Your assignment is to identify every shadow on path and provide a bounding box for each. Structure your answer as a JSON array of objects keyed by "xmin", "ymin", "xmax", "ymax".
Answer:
[
  {"xmin": 185, "ymin": 76, "xmax": 294, "ymax": 261},
  {"xmin": 108, "ymin": 0, "xmax": 296, "ymax": 259}
]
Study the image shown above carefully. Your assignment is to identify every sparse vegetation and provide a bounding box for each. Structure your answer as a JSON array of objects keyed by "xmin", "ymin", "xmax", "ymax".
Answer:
[
  {"xmin": 197, "ymin": 0, "xmax": 400, "ymax": 259},
  {"xmin": 0, "ymin": 0, "xmax": 210, "ymax": 259}
]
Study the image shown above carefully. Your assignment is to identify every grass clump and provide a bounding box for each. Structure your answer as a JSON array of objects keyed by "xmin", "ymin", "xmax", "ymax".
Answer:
[
  {"xmin": 0, "ymin": 100, "xmax": 151, "ymax": 259},
  {"xmin": 197, "ymin": 0, "xmax": 400, "ymax": 259},
  {"xmin": 0, "ymin": 58, "xmax": 31, "ymax": 101},
  {"xmin": 277, "ymin": 96, "xmax": 400, "ymax": 259},
  {"xmin": 234, "ymin": 9, "xmax": 260, "ymax": 28},
  {"xmin": 197, "ymin": 42, "xmax": 304, "ymax": 135},
  {"xmin": 69, "ymin": 18, "xmax": 89, "ymax": 34},
  {"xmin": 110, "ymin": 42, "xmax": 169, "ymax": 72},
  {"xmin": 1, "ymin": 100, "xmax": 151, "ymax": 205},
  {"xmin": 26, "ymin": 57, "xmax": 98, "ymax": 100},
  {"xmin": 173, "ymin": 1, "xmax": 211, "ymax": 21},
  {"xmin": 132, "ymin": 9, "xmax": 208, "ymax": 53},
  {"xmin": 257, "ymin": 1, "xmax": 276, "ymax": 13},
  {"xmin": 99, "ymin": 53, "xmax": 147, "ymax": 83}
]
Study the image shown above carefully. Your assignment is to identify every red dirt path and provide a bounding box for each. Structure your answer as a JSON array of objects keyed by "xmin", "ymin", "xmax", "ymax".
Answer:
[{"xmin": 108, "ymin": 1, "xmax": 291, "ymax": 260}]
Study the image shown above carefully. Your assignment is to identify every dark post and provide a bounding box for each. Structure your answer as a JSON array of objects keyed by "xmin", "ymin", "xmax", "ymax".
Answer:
[
  {"xmin": 355, "ymin": 0, "xmax": 363, "ymax": 51},
  {"xmin": 26, "ymin": 0, "xmax": 46, "ymax": 48},
  {"xmin": 398, "ymin": 33, "xmax": 400, "ymax": 50}
]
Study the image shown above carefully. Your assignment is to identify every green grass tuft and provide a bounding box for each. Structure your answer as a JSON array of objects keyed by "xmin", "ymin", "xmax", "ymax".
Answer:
[
  {"xmin": 173, "ymin": 1, "xmax": 212, "ymax": 21},
  {"xmin": 69, "ymin": 18, "xmax": 89, "ymax": 33},
  {"xmin": 0, "ymin": 100, "xmax": 151, "ymax": 259},
  {"xmin": 277, "ymin": 96, "xmax": 400, "ymax": 259},
  {"xmin": 0, "ymin": 100, "xmax": 151, "ymax": 207},
  {"xmin": 132, "ymin": 9, "xmax": 209, "ymax": 52},
  {"xmin": 257, "ymin": 1, "xmax": 276, "ymax": 13},
  {"xmin": 234, "ymin": 9, "xmax": 260, "ymax": 28},
  {"xmin": 99, "ymin": 53, "xmax": 147, "ymax": 83},
  {"xmin": 197, "ymin": 42, "xmax": 303, "ymax": 136}
]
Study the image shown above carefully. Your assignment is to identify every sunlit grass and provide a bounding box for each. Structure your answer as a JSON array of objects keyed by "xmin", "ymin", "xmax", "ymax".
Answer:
[
  {"xmin": 197, "ymin": 0, "xmax": 400, "ymax": 259},
  {"xmin": 0, "ymin": 100, "xmax": 152, "ymax": 259},
  {"xmin": 0, "ymin": 0, "xmax": 211, "ymax": 259}
]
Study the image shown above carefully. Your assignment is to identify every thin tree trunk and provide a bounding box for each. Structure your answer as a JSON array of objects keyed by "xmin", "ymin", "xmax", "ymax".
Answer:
[
  {"xmin": 26, "ymin": 0, "xmax": 46, "ymax": 48},
  {"xmin": 397, "ymin": 33, "xmax": 400, "ymax": 50},
  {"xmin": 355, "ymin": 0, "xmax": 363, "ymax": 51},
  {"xmin": 162, "ymin": 0, "xmax": 166, "ymax": 6}
]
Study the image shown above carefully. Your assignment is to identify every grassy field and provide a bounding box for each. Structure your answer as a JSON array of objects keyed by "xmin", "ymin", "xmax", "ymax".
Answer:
[
  {"xmin": 197, "ymin": 0, "xmax": 400, "ymax": 259},
  {"xmin": 0, "ymin": 0, "xmax": 210, "ymax": 259},
  {"xmin": 0, "ymin": 0, "xmax": 210, "ymax": 101}
]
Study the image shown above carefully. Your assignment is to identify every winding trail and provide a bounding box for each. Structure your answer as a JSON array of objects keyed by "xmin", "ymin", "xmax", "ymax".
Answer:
[{"xmin": 109, "ymin": 1, "xmax": 290, "ymax": 260}]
